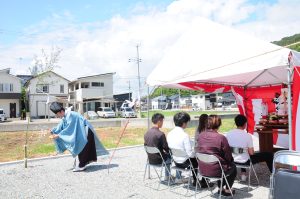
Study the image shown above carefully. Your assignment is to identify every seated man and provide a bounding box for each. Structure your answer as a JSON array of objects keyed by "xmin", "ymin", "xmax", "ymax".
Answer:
[
  {"xmin": 226, "ymin": 114, "xmax": 273, "ymax": 181},
  {"xmin": 167, "ymin": 112, "xmax": 207, "ymax": 187},
  {"xmin": 144, "ymin": 113, "xmax": 172, "ymax": 181}
]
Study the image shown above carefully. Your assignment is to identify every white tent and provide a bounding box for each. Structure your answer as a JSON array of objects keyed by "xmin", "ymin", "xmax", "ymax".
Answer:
[
  {"xmin": 147, "ymin": 17, "xmax": 300, "ymax": 87},
  {"xmin": 146, "ymin": 17, "xmax": 300, "ymax": 151}
]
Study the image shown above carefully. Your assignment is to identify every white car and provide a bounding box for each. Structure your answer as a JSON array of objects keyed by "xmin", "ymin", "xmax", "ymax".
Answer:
[
  {"xmin": 97, "ymin": 107, "xmax": 116, "ymax": 118},
  {"xmin": 119, "ymin": 107, "xmax": 137, "ymax": 118},
  {"xmin": 83, "ymin": 111, "xmax": 99, "ymax": 120},
  {"xmin": 0, "ymin": 109, "xmax": 7, "ymax": 122}
]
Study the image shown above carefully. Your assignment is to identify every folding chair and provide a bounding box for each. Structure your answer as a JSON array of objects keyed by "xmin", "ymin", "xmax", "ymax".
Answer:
[
  {"xmin": 195, "ymin": 152, "xmax": 234, "ymax": 199},
  {"xmin": 143, "ymin": 146, "xmax": 171, "ymax": 190},
  {"xmin": 231, "ymin": 147, "xmax": 259, "ymax": 191},
  {"xmin": 269, "ymin": 150, "xmax": 300, "ymax": 199},
  {"xmin": 169, "ymin": 148, "xmax": 198, "ymax": 195}
]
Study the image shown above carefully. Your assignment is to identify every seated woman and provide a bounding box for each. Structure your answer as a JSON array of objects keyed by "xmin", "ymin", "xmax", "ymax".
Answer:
[
  {"xmin": 194, "ymin": 114, "xmax": 208, "ymax": 148},
  {"xmin": 197, "ymin": 115, "xmax": 237, "ymax": 196}
]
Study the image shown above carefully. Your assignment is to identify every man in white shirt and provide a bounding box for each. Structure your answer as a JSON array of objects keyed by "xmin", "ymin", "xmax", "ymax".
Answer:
[
  {"xmin": 226, "ymin": 114, "xmax": 273, "ymax": 181},
  {"xmin": 167, "ymin": 112, "xmax": 207, "ymax": 187}
]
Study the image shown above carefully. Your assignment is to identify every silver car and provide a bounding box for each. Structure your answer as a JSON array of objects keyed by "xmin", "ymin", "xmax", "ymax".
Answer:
[
  {"xmin": 83, "ymin": 111, "xmax": 99, "ymax": 120},
  {"xmin": 119, "ymin": 107, "xmax": 137, "ymax": 118},
  {"xmin": 97, "ymin": 107, "xmax": 116, "ymax": 118}
]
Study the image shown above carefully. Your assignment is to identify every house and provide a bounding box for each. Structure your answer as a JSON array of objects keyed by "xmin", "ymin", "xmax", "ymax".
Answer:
[
  {"xmin": 0, "ymin": 68, "xmax": 22, "ymax": 118},
  {"xmin": 69, "ymin": 73, "xmax": 115, "ymax": 114},
  {"xmin": 218, "ymin": 92, "xmax": 236, "ymax": 106},
  {"xmin": 113, "ymin": 92, "xmax": 132, "ymax": 111},
  {"xmin": 178, "ymin": 94, "xmax": 211, "ymax": 110},
  {"xmin": 168, "ymin": 94, "xmax": 180, "ymax": 109},
  {"xmin": 179, "ymin": 95, "xmax": 192, "ymax": 109},
  {"xmin": 26, "ymin": 71, "xmax": 70, "ymax": 118},
  {"xmin": 190, "ymin": 94, "xmax": 206, "ymax": 110},
  {"xmin": 151, "ymin": 95, "xmax": 167, "ymax": 110}
]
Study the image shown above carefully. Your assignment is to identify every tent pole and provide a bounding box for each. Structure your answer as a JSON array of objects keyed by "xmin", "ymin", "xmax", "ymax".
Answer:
[
  {"xmin": 147, "ymin": 85, "xmax": 150, "ymax": 130},
  {"xmin": 245, "ymin": 69, "xmax": 268, "ymax": 87},
  {"xmin": 287, "ymin": 63, "xmax": 293, "ymax": 150},
  {"xmin": 243, "ymin": 86, "xmax": 249, "ymax": 132}
]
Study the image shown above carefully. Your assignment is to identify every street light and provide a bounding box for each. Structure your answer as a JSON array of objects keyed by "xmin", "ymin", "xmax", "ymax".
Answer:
[{"xmin": 129, "ymin": 44, "xmax": 142, "ymax": 118}]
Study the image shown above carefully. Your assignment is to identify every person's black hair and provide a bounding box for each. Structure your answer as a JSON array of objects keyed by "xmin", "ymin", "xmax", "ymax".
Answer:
[
  {"xmin": 50, "ymin": 102, "xmax": 65, "ymax": 114},
  {"xmin": 207, "ymin": 114, "xmax": 222, "ymax": 130},
  {"xmin": 234, "ymin": 114, "xmax": 247, "ymax": 127},
  {"xmin": 173, "ymin": 112, "xmax": 190, "ymax": 127},
  {"xmin": 197, "ymin": 114, "xmax": 208, "ymax": 133},
  {"xmin": 152, "ymin": 113, "xmax": 164, "ymax": 124}
]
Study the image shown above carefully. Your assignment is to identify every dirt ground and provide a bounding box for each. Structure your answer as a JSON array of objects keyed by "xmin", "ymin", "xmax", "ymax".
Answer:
[{"xmin": 0, "ymin": 127, "xmax": 155, "ymax": 162}]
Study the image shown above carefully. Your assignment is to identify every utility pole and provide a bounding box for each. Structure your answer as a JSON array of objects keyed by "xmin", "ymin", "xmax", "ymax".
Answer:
[
  {"xmin": 129, "ymin": 44, "xmax": 142, "ymax": 118},
  {"xmin": 127, "ymin": 80, "xmax": 131, "ymax": 101}
]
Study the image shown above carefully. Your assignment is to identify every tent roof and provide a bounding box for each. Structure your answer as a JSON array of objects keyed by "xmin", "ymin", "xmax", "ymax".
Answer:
[{"xmin": 147, "ymin": 17, "xmax": 300, "ymax": 88}]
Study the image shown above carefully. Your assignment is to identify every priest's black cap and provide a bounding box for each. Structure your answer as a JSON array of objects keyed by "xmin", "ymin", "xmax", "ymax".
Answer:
[{"xmin": 50, "ymin": 102, "xmax": 63, "ymax": 114}]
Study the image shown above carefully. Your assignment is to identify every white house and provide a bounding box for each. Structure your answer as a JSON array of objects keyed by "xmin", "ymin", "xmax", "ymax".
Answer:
[
  {"xmin": 0, "ymin": 68, "xmax": 22, "ymax": 118},
  {"xmin": 190, "ymin": 94, "xmax": 207, "ymax": 110},
  {"xmin": 69, "ymin": 73, "xmax": 115, "ymax": 114},
  {"xmin": 26, "ymin": 71, "xmax": 70, "ymax": 118}
]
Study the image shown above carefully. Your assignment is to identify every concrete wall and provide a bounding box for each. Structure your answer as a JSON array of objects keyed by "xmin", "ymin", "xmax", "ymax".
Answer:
[{"xmin": 0, "ymin": 114, "xmax": 237, "ymax": 132}]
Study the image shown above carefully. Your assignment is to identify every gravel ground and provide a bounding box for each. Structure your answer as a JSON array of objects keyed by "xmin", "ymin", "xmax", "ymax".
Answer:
[{"xmin": 0, "ymin": 146, "xmax": 271, "ymax": 199}]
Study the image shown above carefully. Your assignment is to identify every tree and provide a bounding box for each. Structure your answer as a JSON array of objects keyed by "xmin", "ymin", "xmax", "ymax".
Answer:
[
  {"xmin": 29, "ymin": 46, "xmax": 62, "ymax": 76},
  {"xmin": 150, "ymin": 87, "xmax": 203, "ymax": 98},
  {"xmin": 26, "ymin": 46, "xmax": 63, "ymax": 111},
  {"xmin": 272, "ymin": 33, "xmax": 300, "ymax": 52},
  {"xmin": 20, "ymin": 87, "xmax": 27, "ymax": 120},
  {"xmin": 24, "ymin": 46, "xmax": 62, "ymax": 168}
]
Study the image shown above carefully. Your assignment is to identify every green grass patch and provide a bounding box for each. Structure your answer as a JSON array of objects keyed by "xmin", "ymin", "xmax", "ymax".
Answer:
[
  {"xmin": 30, "ymin": 143, "xmax": 56, "ymax": 155},
  {"xmin": 185, "ymin": 118, "xmax": 235, "ymax": 136},
  {"xmin": 141, "ymin": 110, "xmax": 238, "ymax": 118},
  {"xmin": 0, "ymin": 116, "xmax": 236, "ymax": 162}
]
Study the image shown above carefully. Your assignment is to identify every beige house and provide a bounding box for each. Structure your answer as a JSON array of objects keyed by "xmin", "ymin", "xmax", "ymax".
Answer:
[
  {"xmin": 26, "ymin": 71, "xmax": 70, "ymax": 118},
  {"xmin": 69, "ymin": 73, "xmax": 115, "ymax": 114},
  {"xmin": 0, "ymin": 68, "xmax": 22, "ymax": 118}
]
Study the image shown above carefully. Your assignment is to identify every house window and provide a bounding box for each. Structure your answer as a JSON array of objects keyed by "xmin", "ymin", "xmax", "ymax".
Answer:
[
  {"xmin": 91, "ymin": 82, "xmax": 104, "ymax": 87},
  {"xmin": 36, "ymin": 84, "xmax": 49, "ymax": 93},
  {"xmin": 60, "ymin": 85, "xmax": 64, "ymax": 93},
  {"xmin": 92, "ymin": 82, "xmax": 100, "ymax": 87},
  {"xmin": 0, "ymin": 83, "xmax": 13, "ymax": 92},
  {"xmin": 81, "ymin": 82, "xmax": 89, "ymax": 88}
]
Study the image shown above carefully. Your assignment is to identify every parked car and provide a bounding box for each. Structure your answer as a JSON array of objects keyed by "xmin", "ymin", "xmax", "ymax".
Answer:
[
  {"xmin": 83, "ymin": 111, "xmax": 99, "ymax": 120},
  {"xmin": 97, "ymin": 107, "xmax": 116, "ymax": 118},
  {"xmin": 118, "ymin": 107, "xmax": 137, "ymax": 118},
  {"xmin": 192, "ymin": 106, "xmax": 202, "ymax": 111},
  {"xmin": 0, "ymin": 109, "xmax": 7, "ymax": 122}
]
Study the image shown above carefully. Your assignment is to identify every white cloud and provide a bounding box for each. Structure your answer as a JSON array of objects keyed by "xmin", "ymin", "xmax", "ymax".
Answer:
[
  {"xmin": 235, "ymin": 0, "xmax": 300, "ymax": 41},
  {"xmin": 1, "ymin": 0, "xmax": 299, "ymax": 97}
]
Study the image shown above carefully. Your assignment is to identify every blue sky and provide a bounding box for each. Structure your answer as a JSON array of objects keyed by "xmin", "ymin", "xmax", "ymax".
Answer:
[
  {"xmin": 0, "ymin": 0, "xmax": 173, "ymax": 44},
  {"xmin": 0, "ymin": 0, "xmax": 299, "ymax": 97}
]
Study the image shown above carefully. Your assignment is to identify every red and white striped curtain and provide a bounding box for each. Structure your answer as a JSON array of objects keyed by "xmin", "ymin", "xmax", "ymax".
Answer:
[{"xmin": 292, "ymin": 66, "xmax": 300, "ymax": 151}]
